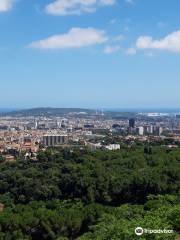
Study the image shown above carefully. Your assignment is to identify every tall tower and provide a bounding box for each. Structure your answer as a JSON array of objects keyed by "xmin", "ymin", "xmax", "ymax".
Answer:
[{"xmin": 129, "ymin": 118, "xmax": 135, "ymax": 128}]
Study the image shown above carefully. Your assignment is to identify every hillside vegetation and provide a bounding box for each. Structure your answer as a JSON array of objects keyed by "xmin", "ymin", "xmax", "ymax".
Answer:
[{"xmin": 0, "ymin": 146, "xmax": 179, "ymax": 239}]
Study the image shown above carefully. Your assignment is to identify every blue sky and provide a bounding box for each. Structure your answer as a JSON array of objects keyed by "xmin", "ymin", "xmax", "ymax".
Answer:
[{"xmin": 0, "ymin": 0, "xmax": 180, "ymax": 109}]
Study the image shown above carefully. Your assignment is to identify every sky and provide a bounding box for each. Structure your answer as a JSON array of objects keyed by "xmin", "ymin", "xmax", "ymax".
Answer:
[{"xmin": 0, "ymin": 0, "xmax": 180, "ymax": 109}]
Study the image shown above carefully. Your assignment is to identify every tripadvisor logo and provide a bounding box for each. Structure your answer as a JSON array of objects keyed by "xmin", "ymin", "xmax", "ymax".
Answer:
[
  {"xmin": 135, "ymin": 227, "xmax": 144, "ymax": 236},
  {"xmin": 135, "ymin": 227, "xmax": 174, "ymax": 236}
]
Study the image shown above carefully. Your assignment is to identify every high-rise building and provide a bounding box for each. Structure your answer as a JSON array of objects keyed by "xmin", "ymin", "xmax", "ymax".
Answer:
[
  {"xmin": 148, "ymin": 125, "xmax": 154, "ymax": 134},
  {"xmin": 35, "ymin": 121, "xmax": 38, "ymax": 129},
  {"xmin": 157, "ymin": 127, "xmax": 163, "ymax": 136},
  {"xmin": 137, "ymin": 126, "xmax": 144, "ymax": 136},
  {"xmin": 144, "ymin": 125, "xmax": 153, "ymax": 134},
  {"xmin": 153, "ymin": 126, "xmax": 163, "ymax": 136},
  {"xmin": 42, "ymin": 134, "xmax": 68, "ymax": 146},
  {"xmin": 129, "ymin": 118, "xmax": 135, "ymax": 128}
]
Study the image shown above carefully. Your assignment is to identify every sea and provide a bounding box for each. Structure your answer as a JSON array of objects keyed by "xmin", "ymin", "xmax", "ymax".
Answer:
[
  {"xmin": 105, "ymin": 108, "xmax": 180, "ymax": 114},
  {"xmin": 0, "ymin": 108, "xmax": 17, "ymax": 113}
]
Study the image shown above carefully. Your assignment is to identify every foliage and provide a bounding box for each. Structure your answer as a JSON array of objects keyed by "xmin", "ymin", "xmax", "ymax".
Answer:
[{"xmin": 0, "ymin": 146, "xmax": 179, "ymax": 239}]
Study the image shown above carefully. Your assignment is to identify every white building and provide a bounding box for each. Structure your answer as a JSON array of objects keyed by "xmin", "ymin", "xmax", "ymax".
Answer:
[
  {"xmin": 137, "ymin": 127, "xmax": 144, "ymax": 136},
  {"xmin": 147, "ymin": 125, "xmax": 153, "ymax": 134},
  {"xmin": 104, "ymin": 144, "xmax": 120, "ymax": 151}
]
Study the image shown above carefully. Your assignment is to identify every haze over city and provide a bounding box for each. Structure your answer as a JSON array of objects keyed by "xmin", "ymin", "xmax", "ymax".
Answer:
[{"xmin": 0, "ymin": 0, "xmax": 180, "ymax": 109}]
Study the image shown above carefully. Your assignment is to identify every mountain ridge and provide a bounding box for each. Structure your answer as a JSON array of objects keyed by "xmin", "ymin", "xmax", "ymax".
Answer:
[{"xmin": 0, "ymin": 107, "xmax": 96, "ymax": 117}]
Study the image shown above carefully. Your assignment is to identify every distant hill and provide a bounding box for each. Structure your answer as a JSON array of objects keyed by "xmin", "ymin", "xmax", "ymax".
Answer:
[
  {"xmin": 0, "ymin": 107, "xmax": 95, "ymax": 117},
  {"xmin": 0, "ymin": 107, "xmax": 138, "ymax": 119}
]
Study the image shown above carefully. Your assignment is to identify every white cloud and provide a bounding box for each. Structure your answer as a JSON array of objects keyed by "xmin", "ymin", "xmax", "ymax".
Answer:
[
  {"xmin": 29, "ymin": 27, "xmax": 108, "ymax": 49},
  {"xmin": 125, "ymin": 0, "xmax": 134, "ymax": 4},
  {"xmin": 45, "ymin": 0, "xmax": 115, "ymax": 16},
  {"xmin": 136, "ymin": 30, "xmax": 180, "ymax": 53},
  {"xmin": 144, "ymin": 52, "xmax": 155, "ymax": 58},
  {"xmin": 0, "ymin": 0, "xmax": 14, "ymax": 12},
  {"xmin": 104, "ymin": 45, "xmax": 120, "ymax": 54},
  {"xmin": 113, "ymin": 34, "xmax": 124, "ymax": 42},
  {"xmin": 126, "ymin": 47, "xmax": 136, "ymax": 55}
]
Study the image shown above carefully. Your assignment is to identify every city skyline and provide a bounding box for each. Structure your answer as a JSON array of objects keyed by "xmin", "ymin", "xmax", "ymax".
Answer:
[{"xmin": 0, "ymin": 0, "xmax": 180, "ymax": 108}]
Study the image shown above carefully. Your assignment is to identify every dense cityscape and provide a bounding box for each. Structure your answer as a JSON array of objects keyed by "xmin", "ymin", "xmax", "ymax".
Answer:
[{"xmin": 0, "ymin": 108, "xmax": 180, "ymax": 162}]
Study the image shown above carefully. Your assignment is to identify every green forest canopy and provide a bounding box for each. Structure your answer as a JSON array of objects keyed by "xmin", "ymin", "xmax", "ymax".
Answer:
[{"xmin": 0, "ymin": 146, "xmax": 179, "ymax": 239}]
